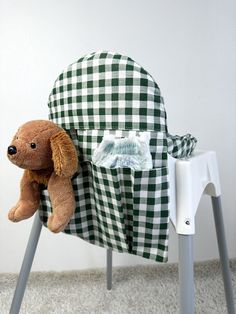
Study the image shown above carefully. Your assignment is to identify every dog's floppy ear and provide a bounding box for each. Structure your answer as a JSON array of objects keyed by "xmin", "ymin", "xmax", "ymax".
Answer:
[{"xmin": 50, "ymin": 130, "xmax": 78, "ymax": 177}]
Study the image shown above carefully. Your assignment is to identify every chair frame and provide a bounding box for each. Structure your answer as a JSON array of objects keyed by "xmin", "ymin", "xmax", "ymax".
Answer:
[{"xmin": 9, "ymin": 152, "xmax": 235, "ymax": 314}]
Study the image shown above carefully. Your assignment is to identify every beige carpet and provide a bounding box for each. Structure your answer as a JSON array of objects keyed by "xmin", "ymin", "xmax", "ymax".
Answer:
[{"xmin": 0, "ymin": 259, "xmax": 235, "ymax": 314}]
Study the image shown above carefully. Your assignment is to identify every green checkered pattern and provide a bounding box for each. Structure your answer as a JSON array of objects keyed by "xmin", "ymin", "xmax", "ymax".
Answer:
[
  {"xmin": 167, "ymin": 133, "xmax": 197, "ymax": 158},
  {"xmin": 39, "ymin": 51, "xmax": 197, "ymax": 262},
  {"xmin": 48, "ymin": 51, "xmax": 167, "ymax": 132}
]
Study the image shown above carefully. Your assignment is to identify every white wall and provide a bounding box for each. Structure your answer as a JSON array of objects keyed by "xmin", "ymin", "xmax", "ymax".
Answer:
[{"xmin": 0, "ymin": 0, "xmax": 235, "ymax": 272}]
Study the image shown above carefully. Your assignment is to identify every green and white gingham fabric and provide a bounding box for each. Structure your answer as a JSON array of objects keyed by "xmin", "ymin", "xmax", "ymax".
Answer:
[
  {"xmin": 167, "ymin": 133, "xmax": 197, "ymax": 158},
  {"xmin": 39, "ymin": 51, "xmax": 197, "ymax": 262}
]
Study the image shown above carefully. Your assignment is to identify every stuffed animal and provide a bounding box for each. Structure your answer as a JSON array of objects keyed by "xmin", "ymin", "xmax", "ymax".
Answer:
[{"xmin": 7, "ymin": 120, "xmax": 78, "ymax": 233}]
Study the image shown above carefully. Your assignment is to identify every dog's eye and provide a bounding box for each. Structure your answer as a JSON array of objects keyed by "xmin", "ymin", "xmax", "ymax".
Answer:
[{"xmin": 30, "ymin": 143, "xmax": 36, "ymax": 149}]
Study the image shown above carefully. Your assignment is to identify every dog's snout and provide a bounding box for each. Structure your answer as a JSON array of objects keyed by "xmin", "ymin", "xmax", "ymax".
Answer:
[{"xmin": 8, "ymin": 145, "xmax": 17, "ymax": 155}]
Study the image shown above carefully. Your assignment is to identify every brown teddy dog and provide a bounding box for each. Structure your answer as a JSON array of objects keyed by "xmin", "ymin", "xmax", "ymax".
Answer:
[{"xmin": 7, "ymin": 120, "xmax": 78, "ymax": 233}]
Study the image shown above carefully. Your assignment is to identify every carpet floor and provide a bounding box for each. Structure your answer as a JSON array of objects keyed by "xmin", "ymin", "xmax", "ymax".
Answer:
[{"xmin": 0, "ymin": 259, "xmax": 235, "ymax": 314}]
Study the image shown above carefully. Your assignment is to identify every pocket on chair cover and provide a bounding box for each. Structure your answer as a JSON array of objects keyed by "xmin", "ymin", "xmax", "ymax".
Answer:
[
  {"xmin": 130, "ymin": 166, "xmax": 169, "ymax": 261},
  {"xmin": 39, "ymin": 161, "xmax": 169, "ymax": 261},
  {"xmin": 90, "ymin": 163, "xmax": 130, "ymax": 252},
  {"xmin": 90, "ymin": 163, "xmax": 169, "ymax": 261}
]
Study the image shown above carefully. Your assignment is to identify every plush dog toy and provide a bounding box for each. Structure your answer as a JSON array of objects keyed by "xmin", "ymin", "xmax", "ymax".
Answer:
[{"xmin": 7, "ymin": 120, "xmax": 78, "ymax": 233}]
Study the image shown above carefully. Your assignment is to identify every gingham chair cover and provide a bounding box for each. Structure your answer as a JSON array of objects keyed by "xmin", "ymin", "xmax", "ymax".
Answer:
[{"xmin": 39, "ymin": 51, "xmax": 197, "ymax": 262}]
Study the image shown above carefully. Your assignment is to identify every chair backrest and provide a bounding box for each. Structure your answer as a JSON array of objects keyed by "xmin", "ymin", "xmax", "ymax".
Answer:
[
  {"xmin": 48, "ymin": 51, "xmax": 167, "ymax": 133},
  {"xmin": 39, "ymin": 51, "xmax": 196, "ymax": 263},
  {"xmin": 47, "ymin": 51, "xmax": 169, "ymax": 169}
]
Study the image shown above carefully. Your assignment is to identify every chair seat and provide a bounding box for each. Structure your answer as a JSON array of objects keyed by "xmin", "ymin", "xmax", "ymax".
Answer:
[{"xmin": 168, "ymin": 150, "xmax": 221, "ymax": 234}]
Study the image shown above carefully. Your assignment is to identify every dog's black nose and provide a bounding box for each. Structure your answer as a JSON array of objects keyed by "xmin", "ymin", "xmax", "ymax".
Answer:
[{"xmin": 8, "ymin": 145, "xmax": 17, "ymax": 155}]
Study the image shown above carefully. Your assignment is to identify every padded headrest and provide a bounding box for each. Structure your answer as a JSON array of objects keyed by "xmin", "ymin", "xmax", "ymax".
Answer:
[{"xmin": 48, "ymin": 51, "xmax": 167, "ymax": 132}]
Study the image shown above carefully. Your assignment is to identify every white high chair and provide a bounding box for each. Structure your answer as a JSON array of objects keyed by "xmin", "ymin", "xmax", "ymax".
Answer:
[
  {"xmin": 8, "ymin": 50, "xmax": 235, "ymax": 314},
  {"xmin": 10, "ymin": 150, "xmax": 235, "ymax": 314}
]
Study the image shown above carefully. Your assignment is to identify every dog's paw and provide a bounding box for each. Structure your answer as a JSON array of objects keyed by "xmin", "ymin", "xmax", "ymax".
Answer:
[
  {"xmin": 8, "ymin": 205, "xmax": 20, "ymax": 222},
  {"xmin": 8, "ymin": 201, "xmax": 38, "ymax": 222},
  {"xmin": 47, "ymin": 214, "xmax": 70, "ymax": 233}
]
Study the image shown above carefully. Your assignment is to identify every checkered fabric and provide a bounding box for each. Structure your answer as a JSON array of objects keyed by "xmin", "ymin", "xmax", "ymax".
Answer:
[
  {"xmin": 48, "ymin": 51, "xmax": 167, "ymax": 132},
  {"xmin": 167, "ymin": 133, "xmax": 197, "ymax": 158},
  {"xmin": 39, "ymin": 51, "xmax": 197, "ymax": 262}
]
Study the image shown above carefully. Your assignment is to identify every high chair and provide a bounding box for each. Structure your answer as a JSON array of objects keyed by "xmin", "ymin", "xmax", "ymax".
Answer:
[{"xmin": 9, "ymin": 51, "xmax": 235, "ymax": 314}]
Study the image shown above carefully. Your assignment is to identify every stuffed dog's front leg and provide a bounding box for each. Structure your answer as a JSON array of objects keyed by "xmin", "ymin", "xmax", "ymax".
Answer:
[
  {"xmin": 8, "ymin": 170, "xmax": 40, "ymax": 222},
  {"xmin": 47, "ymin": 172, "xmax": 75, "ymax": 233}
]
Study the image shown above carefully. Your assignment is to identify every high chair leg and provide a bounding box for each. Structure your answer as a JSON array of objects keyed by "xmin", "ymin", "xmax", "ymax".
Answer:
[
  {"xmin": 178, "ymin": 234, "xmax": 194, "ymax": 314},
  {"xmin": 106, "ymin": 248, "xmax": 112, "ymax": 290},
  {"xmin": 10, "ymin": 212, "xmax": 42, "ymax": 314},
  {"xmin": 211, "ymin": 196, "xmax": 235, "ymax": 314}
]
